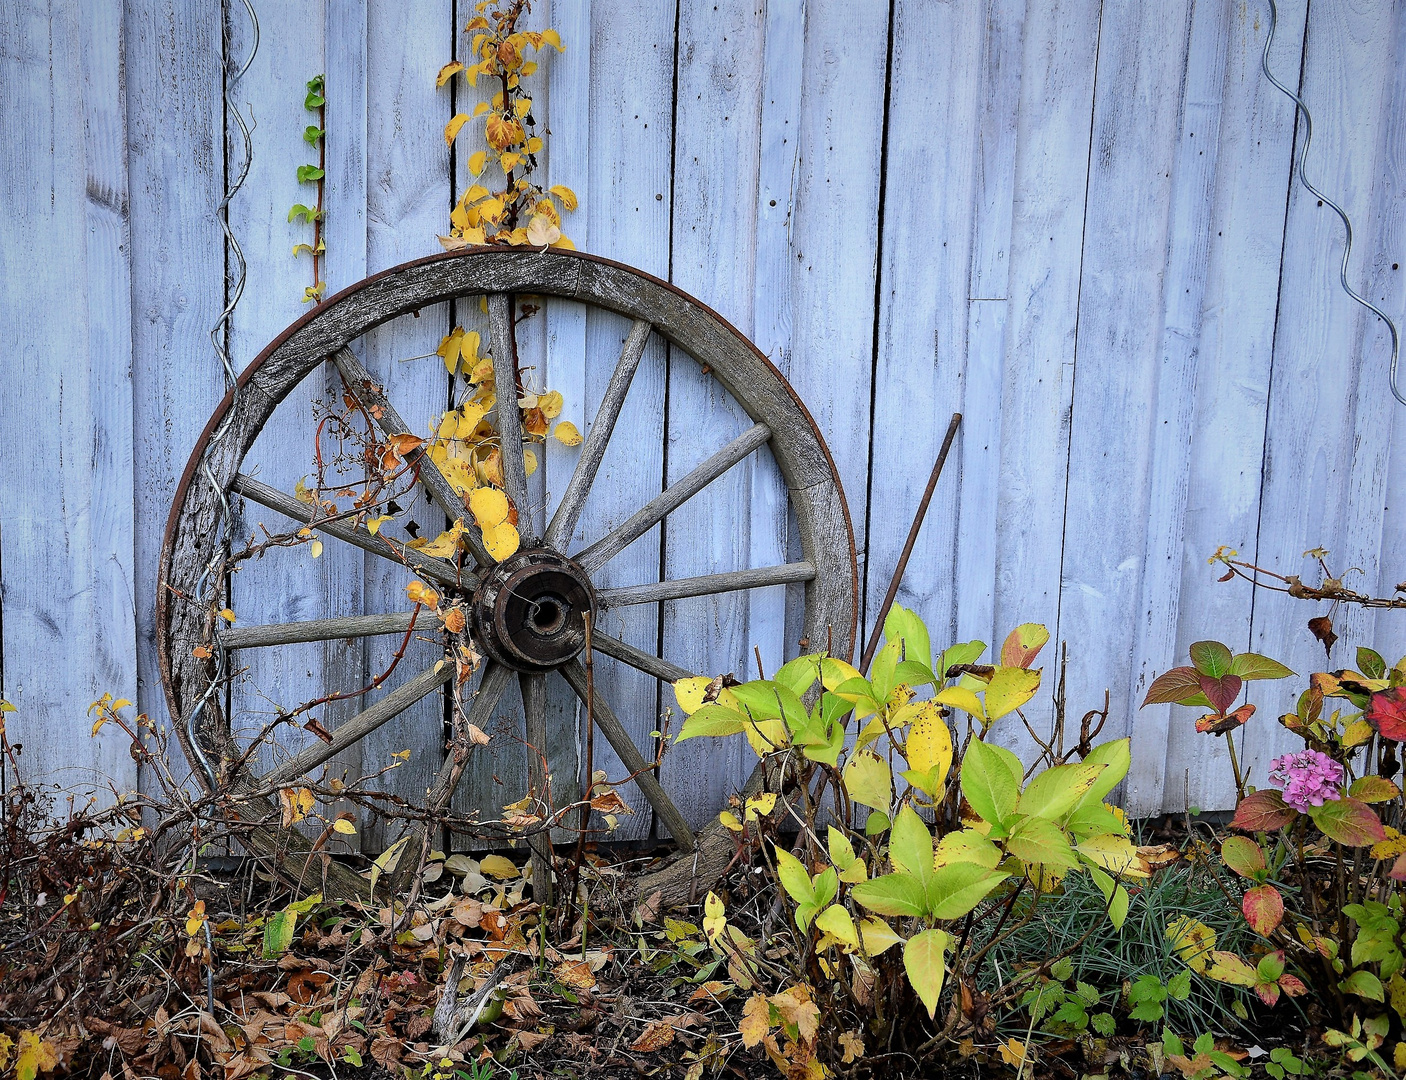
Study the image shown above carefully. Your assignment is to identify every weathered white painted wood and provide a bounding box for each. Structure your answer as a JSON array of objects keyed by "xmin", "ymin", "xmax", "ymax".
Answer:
[
  {"xmin": 989, "ymin": 0, "xmax": 1101, "ymax": 763},
  {"xmin": 752, "ymin": 0, "xmax": 806, "ymax": 664},
  {"xmin": 868, "ymin": 0, "xmax": 984, "ymax": 667},
  {"xmin": 1122, "ymin": 0, "xmax": 1234, "ymax": 815},
  {"xmin": 1369, "ymin": 7, "xmax": 1406, "ymax": 668},
  {"xmin": 225, "ymin": 2, "xmax": 368, "ymax": 830},
  {"xmin": 659, "ymin": 0, "xmax": 772, "ymax": 833},
  {"xmin": 1159, "ymin": 0, "xmax": 1308, "ymax": 815},
  {"xmin": 125, "ymin": 0, "xmax": 228, "ymax": 761},
  {"xmin": 362, "ymin": 0, "xmax": 454, "ymax": 850},
  {"xmin": 1247, "ymin": 0, "xmax": 1401, "ymax": 786},
  {"xmin": 1057, "ymin": 0, "xmax": 1192, "ymax": 789},
  {"xmin": 557, "ymin": 0, "xmax": 677, "ymax": 839},
  {"xmin": 539, "ymin": 0, "xmax": 593, "ymax": 842},
  {"xmin": 957, "ymin": 1, "xmax": 1026, "ymax": 651},
  {"xmin": 0, "ymin": 0, "xmax": 139, "ymax": 798}
]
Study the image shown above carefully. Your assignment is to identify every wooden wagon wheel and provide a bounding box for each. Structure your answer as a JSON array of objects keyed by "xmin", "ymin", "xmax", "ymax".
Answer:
[{"xmin": 158, "ymin": 248, "xmax": 857, "ymax": 907}]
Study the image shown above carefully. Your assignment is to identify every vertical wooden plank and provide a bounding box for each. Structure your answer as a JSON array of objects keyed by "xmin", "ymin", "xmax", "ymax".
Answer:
[
  {"xmin": 551, "ymin": 0, "xmax": 676, "ymax": 839},
  {"xmin": 958, "ymin": 1, "xmax": 1027, "ymax": 649},
  {"xmin": 364, "ymin": 0, "xmax": 455, "ymax": 850},
  {"xmin": 658, "ymin": 0, "xmax": 769, "ymax": 831},
  {"xmin": 0, "ymin": 0, "xmax": 138, "ymax": 796},
  {"xmin": 325, "ymin": 0, "xmax": 368, "ymax": 297},
  {"xmin": 1369, "ymin": 6, "xmax": 1406, "ymax": 668},
  {"xmin": 992, "ymin": 0, "xmax": 1101, "ymax": 761},
  {"xmin": 224, "ymin": 1, "xmax": 368, "ymax": 826},
  {"xmin": 751, "ymin": 0, "xmax": 805, "ymax": 660},
  {"xmin": 763, "ymin": 0, "xmax": 889, "ymax": 665},
  {"xmin": 540, "ymin": 0, "xmax": 591, "ymax": 835},
  {"xmin": 1157, "ymin": 0, "xmax": 1307, "ymax": 814},
  {"xmin": 1056, "ymin": 0, "xmax": 1192, "ymax": 771},
  {"xmin": 1247, "ymin": 0, "xmax": 1400, "ymax": 785},
  {"xmin": 867, "ymin": 1, "xmax": 984, "ymax": 654},
  {"xmin": 126, "ymin": 0, "xmax": 228, "ymax": 769},
  {"xmin": 1121, "ymin": 0, "xmax": 1234, "ymax": 814}
]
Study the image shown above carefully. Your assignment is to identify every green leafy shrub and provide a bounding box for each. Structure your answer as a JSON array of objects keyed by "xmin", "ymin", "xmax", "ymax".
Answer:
[{"xmin": 674, "ymin": 607, "xmax": 1146, "ymax": 1066}]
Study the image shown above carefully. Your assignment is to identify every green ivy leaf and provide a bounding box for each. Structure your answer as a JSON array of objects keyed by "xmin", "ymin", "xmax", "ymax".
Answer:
[
  {"xmin": 297, "ymin": 164, "xmax": 326, "ymax": 183},
  {"xmin": 304, "ymin": 125, "xmax": 325, "ymax": 145},
  {"xmin": 960, "ymin": 739, "xmax": 1021, "ymax": 832}
]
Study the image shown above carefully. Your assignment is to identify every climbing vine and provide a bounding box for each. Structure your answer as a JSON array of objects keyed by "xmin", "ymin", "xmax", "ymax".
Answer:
[
  {"xmin": 289, "ymin": 74, "xmax": 326, "ymax": 302},
  {"xmin": 437, "ymin": 0, "xmax": 576, "ymax": 250}
]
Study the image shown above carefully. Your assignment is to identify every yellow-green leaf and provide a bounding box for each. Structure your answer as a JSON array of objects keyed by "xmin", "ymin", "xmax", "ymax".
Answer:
[
  {"xmin": 815, "ymin": 904, "xmax": 860, "ymax": 951},
  {"xmin": 842, "ymin": 748, "xmax": 892, "ymax": 813},
  {"xmin": 984, "ymin": 666, "xmax": 1041, "ymax": 721},
  {"xmin": 859, "ymin": 916, "xmax": 905, "ymax": 956},
  {"xmin": 904, "ymin": 929, "xmax": 949, "ymax": 1019},
  {"xmin": 935, "ymin": 686, "xmax": 986, "ymax": 724}
]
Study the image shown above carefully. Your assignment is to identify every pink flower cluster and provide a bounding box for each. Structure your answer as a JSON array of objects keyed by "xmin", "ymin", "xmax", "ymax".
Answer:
[{"xmin": 1268, "ymin": 750, "xmax": 1344, "ymax": 812}]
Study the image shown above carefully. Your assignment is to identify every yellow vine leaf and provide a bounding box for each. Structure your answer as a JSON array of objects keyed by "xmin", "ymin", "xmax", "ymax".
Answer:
[
  {"xmin": 468, "ymin": 486, "xmax": 510, "ymax": 528},
  {"xmin": 539, "ymin": 391, "xmax": 563, "ymax": 419},
  {"xmin": 406, "ymin": 580, "xmax": 440, "ymax": 606},
  {"xmin": 445, "ymin": 113, "xmax": 471, "ymax": 146},
  {"xmin": 524, "ymin": 447, "xmax": 538, "ymax": 476},
  {"xmin": 472, "ymin": 100, "xmax": 490, "ymax": 117},
  {"xmin": 279, "ymin": 787, "xmax": 316, "ymax": 828},
  {"xmin": 486, "ymin": 114, "xmax": 523, "ymax": 150},
  {"xmin": 332, "ymin": 818, "xmax": 358, "ymax": 836},
  {"xmin": 481, "ymin": 521, "xmax": 520, "ymax": 561},
  {"xmin": 436, "ymin": 61, "xmax": 465, "ymax": 86},
  {"xmin": 859, "ymin": 916, "xmax": 904, "ymax": 956},
  {"xmin": 553, "ymin": 421, "xmax": 582, "ymax": 446},
  {"xmin": 468, "ymin": 151, "xmax": 488, "ymax": 176},
  {"xmin": 550, "ymin": 184, "xmax": 578, "ymax": 211}
]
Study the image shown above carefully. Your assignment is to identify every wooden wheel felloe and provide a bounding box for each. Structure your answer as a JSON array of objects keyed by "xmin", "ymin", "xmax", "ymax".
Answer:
[{"xmin": 158, "ymin": 248, "xmax": 857, "ymax": 904}]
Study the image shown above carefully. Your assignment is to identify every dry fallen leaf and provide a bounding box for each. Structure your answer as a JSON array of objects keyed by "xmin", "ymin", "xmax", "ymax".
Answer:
[{"xmin": 630, "ymin": 1020, "xmax": 675, "ymax": 1053}]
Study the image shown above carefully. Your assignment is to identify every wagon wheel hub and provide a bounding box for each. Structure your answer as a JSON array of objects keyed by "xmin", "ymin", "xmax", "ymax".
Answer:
[{"xmin": 471, "ymin": 548, "xmax": 596, "ymax": 674}]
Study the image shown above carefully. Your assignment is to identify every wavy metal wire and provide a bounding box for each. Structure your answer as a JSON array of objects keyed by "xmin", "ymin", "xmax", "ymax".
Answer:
[
  {"xmin": 1261, "ymin": 0, "xmax": 1403, "ymax": 405},
  {"xmin": 186, "ymin": 0, "xmax": 260, "ymax": 791}
]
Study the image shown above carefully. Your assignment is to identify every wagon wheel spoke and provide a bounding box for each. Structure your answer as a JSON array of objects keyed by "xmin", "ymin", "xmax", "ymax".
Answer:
[
  {"xmin": 390, "ymin": 661, "xmax": 513, "ymax": 894},
  {"xmin": 220, "ymin": 611, "xmax": 419, "ymax": 649},
  {"xmin": 329, "ymin": 347, "xmax": 493, "ymax": 567},
  {"xmin": 232, "ymin": 474, "xmax": 461, "ymax": 587},
  {"xmin": 589, "ymin": 631, "xmax": 693, "ymax": 683},
  {"xmin": 598, "ymin": 562, "xmax": 814, "ymax": 609},
  {"xmin": 543, "ymin": 318, "xmax": 652, "ymax": 551},
  {"xmin": 558, "ymin": 659, "xmax": 696, "ymax": 849},
  {"xmin": 486, "ymin": 294, "xmax": 535, "ymax": 544},
  {"xmin": 262, "ymin": 662, "xmax": 454, "ymax": 787},
  {"xmin": 575, "ymin": 422, "xmax": 772, "ymax": 573},
  {"xmin": 519, "ymin": 671, "xmax": 555, "ymax": 905}
]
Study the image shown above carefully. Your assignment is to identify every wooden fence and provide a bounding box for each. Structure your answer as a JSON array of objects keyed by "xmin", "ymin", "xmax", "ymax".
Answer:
[{"xmin": 2, "ymin": 0, "xmax": 1404, "ymax": 841}]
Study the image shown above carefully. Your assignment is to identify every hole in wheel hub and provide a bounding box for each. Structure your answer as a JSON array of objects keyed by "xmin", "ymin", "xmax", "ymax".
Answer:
[{"xmin": 471, "ymin": 548, "xmax": 596, "ymax": 673}]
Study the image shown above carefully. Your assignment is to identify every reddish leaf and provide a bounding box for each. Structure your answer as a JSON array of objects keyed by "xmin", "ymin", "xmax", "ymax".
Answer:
[
  {"xmin": 1198, "ymin": 673, "xmax": 1243, "ymax": 715},
  {"xmin": 1000, "ymin": 623, "xmax": 1049, "ymax": 669},
  {"xmin": 1197, "ymin": 703, "xmax": 1256, "ymax": 734},
  {"xmin": 1220, "ymin": 836, "xmax": 1266, "ymax": 879},
  {"xmin": 1254, "ymin": 981, "xmax": 1281, "ymax": 1007},
  {"xmin": 1308, "ymin": 796, "xmax": 1386, "ymax": 847},
  {"xmin": 1348, "ymin": 775, "xmax": 1401, "ymax": 803},
  {"xmin": 1242, "ymin": 885, "xmax": 1284, "ymax": 936},
  {"xmin": 1190, "ymin": 641, "xmax": 1235, "ymax": 677},
  {"xmin": 1308, "ymin": 615, "xmax": 1337, "ymax": 657},
  {"xmin": 1278, "ymin": 973, "xmax": 1307, "ymax": 997},
  {"xmin": 1143, "ymin": 667, "xmax": 1204, "ymax": 707},
  {"xmin": 1393, "ymin": 854, "xmax": 1406, "ymax": 883},
  {"xmin": 1230, "ymin": 790, "xmax": 1297, "ymax": 832},
  {"xmin": 1367, "ymin": 687, "xmax": 1406, "ymax": 742}
]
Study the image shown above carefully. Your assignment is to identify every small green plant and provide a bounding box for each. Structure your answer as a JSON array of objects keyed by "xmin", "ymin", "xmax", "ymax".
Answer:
[
  {"xmin": 1162, "ymin": 1030, "xmax": 1251, "ymax": 1080},
  {"xmin": 1265, "ymin": 1045, "xmax": 1308, "ymax": 1079},
  {"xmin": 1128, "ymin": 970, "xmax": 1192, "ymax": 1023},
  {"xmin": 289, "ymin": 74, "xmax": 326, "ymax": 302}
]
